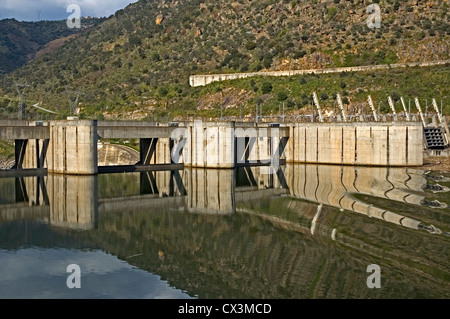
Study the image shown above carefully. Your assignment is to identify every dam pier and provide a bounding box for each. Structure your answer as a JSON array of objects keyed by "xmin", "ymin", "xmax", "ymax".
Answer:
[{"xmin": 0, "ymin": 119, "xmax": 428, "ymax": 175}]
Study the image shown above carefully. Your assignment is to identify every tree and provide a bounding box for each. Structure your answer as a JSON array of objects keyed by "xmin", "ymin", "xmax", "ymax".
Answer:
[
  {"xmin": 391, "ymin": 91, "xmax": 401, "ymax": 103},
  {"xmin": 327, "ymin": 7, "xmax": 337, "ymax": 21},
  {"xmin": 158, "ymin": 86, "xmax": 169, "ymax": 97},
  {"xmin": 277, "ymin": 91, "xmax": 289, "ymax": 101},
  {"xmin": 128, "ymin": 34, "xmax": 142, "ymax": 47},
  {"xmin": 342, "ymin": 97, "xmax": 350, "ymax": 105},
  {"xmin": 245, "ymin": 41, "xmax": 257, "ymax": 50},
  {"xmin": 263, "ymin": 56, "xmax": 273, "ymax": 68},
  {"xmin": 261, "ymin": 82, "xmax": 273, "ymax": 94},
  {"xmin": 152, "ymin": 52, "xmax": 161, "ymax": 62}
]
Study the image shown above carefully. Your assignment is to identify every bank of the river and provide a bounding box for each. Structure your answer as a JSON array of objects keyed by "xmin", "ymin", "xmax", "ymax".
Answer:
[
  {"xmin": 0, "ymin": 155, "xmax": 14, "ymax": 169},
  {"xmin": 0, "ymin": 155, "xmax": 14, "ymax": 170},
  {"xmin": 422, "ymin": 156, "xmax": 450, "ymax": 173},
  {"xmin": 0, "ymin": 140, "xmax": 14, "ymax": 169}
]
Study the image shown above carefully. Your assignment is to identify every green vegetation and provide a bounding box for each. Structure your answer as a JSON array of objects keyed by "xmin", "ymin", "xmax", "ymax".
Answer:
[
  {"xmin": 188, "ymin": 64, "xmax": 450, "ymax": 119},
  {"xmin": 0, "ymin": 17, "xmax": 105, "ymax": 76},
  {"xmin": 101, "ymin": 138, "xmax": 140, "ymax": 152},
  {"xmin": 0, "ymin": 0, "xmax": 448, "ymax": 121},
  {"xmin": 0, "ymin": 140, "xmax": 14, "ymax": 158}
]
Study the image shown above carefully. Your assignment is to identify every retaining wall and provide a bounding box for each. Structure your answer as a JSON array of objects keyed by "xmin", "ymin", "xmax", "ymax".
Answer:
[{"xmin": 189, "ymin": 60, "xmax": 450, "ymax": 87}]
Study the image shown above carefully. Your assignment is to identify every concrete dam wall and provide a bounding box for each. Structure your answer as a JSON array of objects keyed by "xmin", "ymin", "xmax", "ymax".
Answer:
[
  {"xmin": 139, "ymin": 121, "xmax": 423, "ymax": 168},
  {"xmin": 3, "ymin": 119, "xmax": 424, "ymax": 175},
  {"xmin": 286, "ymin": 122, "xmax": 423, "ymax": 167}
]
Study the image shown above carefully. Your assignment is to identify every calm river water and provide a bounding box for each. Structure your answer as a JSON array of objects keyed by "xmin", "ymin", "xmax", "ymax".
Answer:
[{"xmin": 0, "ymin": 164, "xmax": 449, "ymax": 299}]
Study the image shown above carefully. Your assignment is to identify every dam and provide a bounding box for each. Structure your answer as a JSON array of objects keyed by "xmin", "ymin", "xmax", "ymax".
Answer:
[{"xmin": 0, "ymin": 119, "xmax": 426, "ymax": 175}]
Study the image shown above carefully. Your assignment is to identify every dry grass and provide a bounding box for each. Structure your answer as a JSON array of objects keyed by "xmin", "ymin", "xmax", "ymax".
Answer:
[
  {"xmin": 422, "ymin": 156, "xmax": 450, "ymax": 173},
  {"xmin": 34, "ymin": 34, "xmax": 80, "ymax": 60}
]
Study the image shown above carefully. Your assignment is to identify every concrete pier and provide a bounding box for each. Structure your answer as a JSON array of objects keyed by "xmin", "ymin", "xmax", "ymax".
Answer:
[
  {"xmin": 188, "ymin": 121, "xmax": 236, "ymax": 168},
  {"xmin": 47, "ymin": 120, "xmax": 98, "ymax": 175},
  {"xmin": 286, "ymin": 122, "xmax": 423, "ymax": 167},
  {"xmin": 0, "ymin": 120, "xmax": 425, "ymax": 175}
]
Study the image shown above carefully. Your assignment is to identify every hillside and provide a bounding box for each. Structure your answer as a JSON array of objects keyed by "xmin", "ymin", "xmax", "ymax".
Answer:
[
  {"xmin": 0, "ymin": 18, "xmax": 105, "ymax": 76},
  {"xmin": 0, "ymin": 0, "xmax": 448, "ymax": 121}
]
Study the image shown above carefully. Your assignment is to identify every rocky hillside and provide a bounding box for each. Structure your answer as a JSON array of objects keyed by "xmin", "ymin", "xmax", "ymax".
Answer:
[
  {"xmin": 0, "ymin": 0, "xmax": 448, "ymax": 120},
  {"xmin": 0, "ymin": 17, "xmax": 105, "ymax": 76},
  {"xmin": 0, "ymin": 141, "xmax": 14, "ymax": 169}
]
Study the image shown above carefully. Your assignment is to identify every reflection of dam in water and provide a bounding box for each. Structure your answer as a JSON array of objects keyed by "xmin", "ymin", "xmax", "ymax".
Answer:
[
  {"xmin": 0, "ymin": 165, "xmax": 449, "ymax": 299},
  {"xmin": 284, "ymin": 165, "xmax": 447, "ymax": 234},
  {"xmin": 0, "ymin": 165, "xmax": 447, "ymax": 235},
  {"xmin": 0, "ymin": 168, "xmax": 288, "ymax": 229},
  {"xmin": 0, "ymin": 174, "xmax": 98, "ymax": 230}
]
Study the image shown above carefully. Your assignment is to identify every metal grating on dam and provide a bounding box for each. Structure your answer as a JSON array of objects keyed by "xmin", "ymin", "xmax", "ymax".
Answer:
[{"xmin": 424, "ymin": 127, "xmax": 448, "ymax": 149}]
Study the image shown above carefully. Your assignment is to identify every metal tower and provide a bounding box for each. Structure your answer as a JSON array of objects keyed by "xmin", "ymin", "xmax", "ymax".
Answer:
[{"xmin": 15, "ymin": 82, "xmax": 29, "ymax": 120}]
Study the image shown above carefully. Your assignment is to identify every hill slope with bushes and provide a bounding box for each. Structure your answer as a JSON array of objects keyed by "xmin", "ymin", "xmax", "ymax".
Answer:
[{"xmin": 0, "ymin": 0, "xmax": 448, "ymax": 120}]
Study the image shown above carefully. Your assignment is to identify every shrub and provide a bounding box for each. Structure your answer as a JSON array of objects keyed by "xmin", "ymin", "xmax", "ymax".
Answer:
[
  {"xmin": 245, "ymin": 41, "xmax": 257, "ymax": 50},
  {"xmin": 261, "ymin": 82, "xmax": 273, "ymax": 94},
  {"xmin": 277, "ymin": 91, "xmax": 289, "ymax": 101},
  {"xmin": 158, "ymin": 86, "xmax": 169, "ymax": 97},
  {"xmin": 342, "ymin": 97, "xmax": 350, "ymax": 105},
  {"xmin": 152, "ymin": 52, "xmax": 161, "ymax": 62},
  {"xmin": 128, "ymin": 34, "xmax": 142, "ymax": 47},
  {"xmin": 391, "ymin": 91, "xmax": 401, "ymax": 103}
]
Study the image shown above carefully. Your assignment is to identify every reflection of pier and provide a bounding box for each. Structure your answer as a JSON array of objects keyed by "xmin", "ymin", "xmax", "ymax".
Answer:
[
  {"xmin": 0, "ymin": 175, "xmax": 97, "ymax": 230},
  {"xmin": 99, "ymin": 167, "xmax": 289, "ymax": 216},
  {"xmin": 0, "ymin": 164, "xmax": 444, "ymax": 235},
  {"xmin": 0, "ymin": 166, "xmax": 291, "ymax": 228},
  {"xmin": 285, "ymin": 165, "xmax": 436, "ymax": 231}
]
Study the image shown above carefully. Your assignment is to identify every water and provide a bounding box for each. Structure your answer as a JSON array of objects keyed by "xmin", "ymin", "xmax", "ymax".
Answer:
[{"xmin": 0, "ymin": 164, "xmax": 449, "ymax": 299}]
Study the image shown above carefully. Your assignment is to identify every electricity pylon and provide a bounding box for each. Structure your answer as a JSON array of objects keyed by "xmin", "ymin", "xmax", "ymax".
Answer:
[
  {"xmin": 15, "ymin": 82, "xmax": 29, "ymax": 120},
  {"xmin": 64, "ymin": 86, "xmax": 84, "ymax": 116}
]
